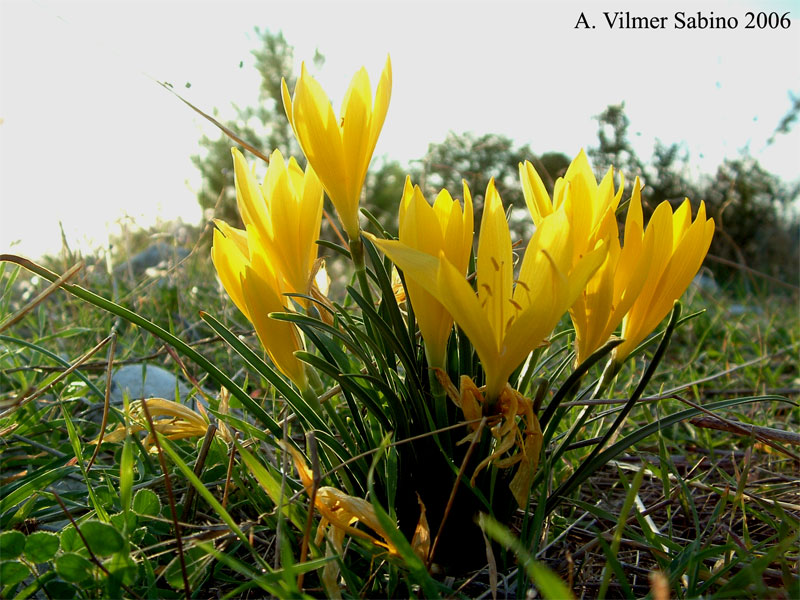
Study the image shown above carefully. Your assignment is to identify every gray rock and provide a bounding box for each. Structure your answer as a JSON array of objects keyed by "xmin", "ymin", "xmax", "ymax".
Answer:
[
  {"xmin": 110, "ymin": 364, "xmax": 191, "ymax": 404},
  {"xmin": 728, "ymin": 303, "xmax": 763, "ymax": 316},
  {"xmin": 114, "ymin": 243, "xmax": 190, "ymax": 278},
  {"xmin": 692, "ymin": 273, "xmax": 720, "ymax": 293}
]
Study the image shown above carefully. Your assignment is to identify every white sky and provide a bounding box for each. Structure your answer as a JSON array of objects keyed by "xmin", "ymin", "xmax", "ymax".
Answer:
[{"xmin": 1, "ymin": 0, "xmax": 798, "ymax": 259}]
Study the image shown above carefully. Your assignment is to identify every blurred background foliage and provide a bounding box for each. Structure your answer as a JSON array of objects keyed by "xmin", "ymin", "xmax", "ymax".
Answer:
[{"xmin": 189, "ymin": 28, "xmax": 798, "ymax": 291}]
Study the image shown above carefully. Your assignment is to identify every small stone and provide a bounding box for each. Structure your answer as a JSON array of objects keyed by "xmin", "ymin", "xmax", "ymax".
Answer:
[
  {"xmin": 728, "ymin": 303, "xmax": 763, "ymax": 316},
  {"xmin": 114, "ymin": 243, "xmax": 189, "ymax": 279},
  {"xmin": 692, "ymin": 273, "xmax": 720, "ymax": 294},
  {"xmin": 109, "ymin": 364, "xmax": 191, "ymax": 404}
]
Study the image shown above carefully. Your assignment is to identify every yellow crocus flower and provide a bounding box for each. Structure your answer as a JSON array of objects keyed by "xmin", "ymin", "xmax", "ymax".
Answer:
[
  {"xmin": 520, "ymin": 149, "xmax": 622, "ymax": 263},
  {"xmin": 521, "ymin": 151, "xmax": 654, "ymax": 364},
  {"xmin": 615, "ymin": 193, "xmax": 715, "ymax": 361},
  {"xmin": 212, "ymin": 222, "xmax": 309, "ymax": 389},
  {"xmin": 98, "ymin": 398, "xmax": 228, "ymax": 449},
  {"xmin": 231, "ymin": 148, "xmax": 323, "ymax": 306},
  {"xmin": 280, "ymin": 442, "xmax": 429, "ymax": 598},
  {"xmin": 373, "ymin": 179, "xmax": 607, "ymax": 400},
  {"xmin": 212, "ymin": 148, "xmax": 325, "ymax": 389},
  {"xmin": 570, "ymin": 178, "xmax": 655, "ymax": 363},
  {"xmin": 282, "ymin": 57, "xmax": 392, "ymax": 240},
  {"xmin": 397, "ymin": 177, "xmax": 473, "ymax": 368}
]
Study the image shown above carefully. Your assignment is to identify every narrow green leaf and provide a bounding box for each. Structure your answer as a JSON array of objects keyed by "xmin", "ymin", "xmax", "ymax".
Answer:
[
  {"xmin": 119, "ymin": 437, "xmax": 134, "ymax": 515},
  {"xmin": 0, "ymin": 463, "xmax": 73, "ymax": 525},
  {"xmin": 155, "ymin": 433, "xmax": 263, "ymax": 564},
  {"xmin": 597, "ymin": 466, "xmax": 644, "ymax": 598},
  {"xmin": 195, "ymin": 540, "xmax": 327, "ymax": 597},
  {"xmin": 271, "ymin": 310, "xmax": 373, "ymax": 369},
  {"xmin": 0, "ymin": 257, "xmax": 279, "ymax": 434},
  {"xmin": 164, "ymin": 546, "xmax": 211, "ymax": 590},
  {"xmin": 540, "ymin": 338, "xmax": 623, "ymax": 427},
  {"xmin": 59, "ymin": 401, "xmax": 108, "ymax": 522},
  {"xmin": 363, "ymin": 236, "xmax": 415, "ymax": 356},
  {"xmin": 0, "ymin": 335, "xmax": 106, "ymax": 403},
  {"xmin": 199, "ymin": 311, "xmax": 301, "ymax": 435},
  {"xmin": 545, "ymin": 395, "xmax": 785, "ymax": 515},
  {"xmin": 365, "ymin": 438, "xmax": 442, "ymax": 598},
  {"xmin": 596, "ymin": 535, "xmax": 633, "ymax": 598},
  {"xmin": 346, "ymin": 285, "xmax": 422, "ymax": 389},
  {"xmin": 236, "ymin": 442, "xmax": 305, "ymax": 530},
  {"xmin": 479, "ymin": 513, "xmax": 575, "ymax": 600},
  {"xmin": 315, "ymin": 239, "xmax": 351, "ymax": 259},
  {"xmin": 297, "ymin": 352, "xmax": 391, "ymax": 431}
]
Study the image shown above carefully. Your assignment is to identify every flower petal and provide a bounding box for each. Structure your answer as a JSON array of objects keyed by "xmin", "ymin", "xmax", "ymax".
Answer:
[
  {"xmin": 241, "ymin": 228, "xmax": 308, "ymax": 388},
  {"xmin": 211, "ymin": 220, "xmax": 250, "ymax": 319},
  {"xmin": 476, "ymin": 179, "xmax": 513, "ymax": 352},
  {"xmin": 519, "ymin": 160, "xmax": 553, "ymax": 227}
]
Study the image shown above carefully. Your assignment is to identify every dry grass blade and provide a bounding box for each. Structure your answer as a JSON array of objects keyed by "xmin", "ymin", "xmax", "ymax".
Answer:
[
  {"xmin": 0, "ymin": 334, "xmax": 112, "ymax": 419},
  {"xmin": 222, "ymin": 432, "xmax": 238, "ymax": 510},
  {"xmin": 704, "ymin": 253, "xmax": 800, "ymax": 291},
  {"xmin": 0, "ymin": 261, "xmax": 83, "ymax": 333},
  {"xmin": 482, "ymin": 527, "xmax": 498, "ymax": 600},
  {"xmin": 139, "ymin": 399, "xmax": 191, "ymax": 600},
  {"xmin": 163, "ymin": 344, "xmax": 215, "ymax": 408},
  {"xmin": 323, "ymin": 207, "xmax": 349, "ymax": 248},
  {"xmin": 651, "ymin": 344, "xmax": 799, "ymax": 400},
  {"xmin": 674, "ymin": 394, "xmax": 800, "ymax": 461},
  {"xmin": 181, "ymin": 423, "xmax": 219, "ymax": 521},
  {"xmin": 559, "ymin": 343, "xmax": 799, "ymax": 409},
  {"xmin": 87, "ymin": 332, "xmax": 117, "ymax": 470},
  {"xmin": 155, "ymin": 81, "xmax": 271, "ymax": 164},
  {"xmin": 690, "ymin": 415, "xmax": 800, "ymax": 446},
  {"xmin": 612, "ymin": 460, "xmax": 800, "ymax": 511}
]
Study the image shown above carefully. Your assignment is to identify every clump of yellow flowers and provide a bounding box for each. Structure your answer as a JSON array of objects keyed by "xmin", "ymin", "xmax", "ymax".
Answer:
[{"xmin": 210, "ymin": 56, "xmax": 714, "ymax": 587}]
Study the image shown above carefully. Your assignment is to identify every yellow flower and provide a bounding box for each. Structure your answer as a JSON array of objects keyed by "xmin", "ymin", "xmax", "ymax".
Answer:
[
  {"xmin": 281, "ymin": 442, "xmax": 429, "ymax": 598},
  {"xmin": 570, "ymin": 178, "xmax": 655, "ymax": 363},
  {"xmin": 397, "ymin": 177, "xmax": 473, "ymax": 368},
  {"xmin": 231, "ymin": 148, "xmax": 323, "ymax": 306},
  {"xmin": 373, "ymin": 179, "xmax": 607, "ymax": 400},
  {"xmin": 615, "ymin": 192, "xmax": 715, "ymax": 361},
  {"xmin": 437, "ymin": 373, "xmax": 543, "ymax": 509},
  {"xmin": 390, "ymin": 267, "xmax": 406, "ymax": 304},
  {"xmin": 97, "ymin": 398, "xmax": 227, "ymax": 449},
  {"xmin": 212, "ymin": 222, "xmax": 309, "ymax": 389},
  {"xmin": 282, "ymin": 57, "xmax": 392, "ymax": 240},
  {"xmin": 520, "ymin": 149, "xmax": 621, "ymax": 263},
  {"xmin": 521, "ymin": 152, "xmax": 658, "ymax": 364},
  {"xmin": 212, "ymin": 148, "xmax": 325, "ymax": 389}
]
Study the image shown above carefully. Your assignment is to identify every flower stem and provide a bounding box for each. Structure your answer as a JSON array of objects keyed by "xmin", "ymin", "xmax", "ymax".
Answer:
[
  {"xmin": 544, "ymin": 303, "xmax": 683, "ymax": 516},
  {"xmin": 305, "ymin": 365, "xmax": 325, "ymax": 398},
  {"xmin": 428, "ymin": 367, "xmax": 450, "ymax": 435},
  {"xmin": 543, "ymin": 359, "xmax": 621, "ymax": 469},
  {"xmin": 300, "ymin": 384, "xmax": 322, "ymax": 414},
  {"xmin": 348, "ymin": 233, "xmax": 374, "ymax": 306}
]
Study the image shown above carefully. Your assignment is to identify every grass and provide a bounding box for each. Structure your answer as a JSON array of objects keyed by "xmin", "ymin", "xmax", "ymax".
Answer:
[{"xmin": 0, "ymin": 231, "xmax": 798, "ymax": 599}]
